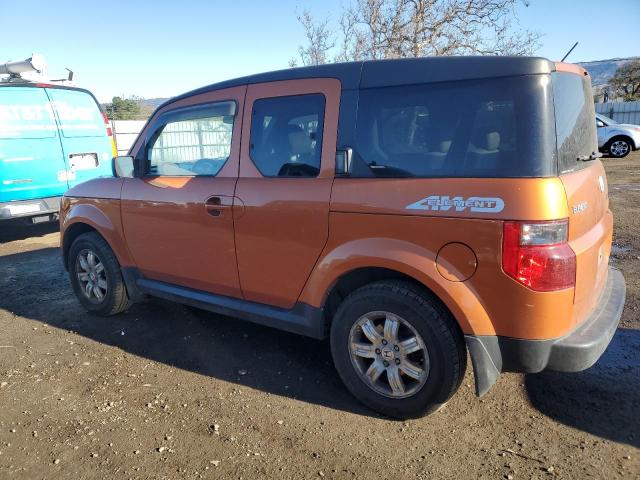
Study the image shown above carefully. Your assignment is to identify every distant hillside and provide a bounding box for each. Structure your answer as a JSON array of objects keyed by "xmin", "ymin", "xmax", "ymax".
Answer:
[
  {"xmin": 139, "ymin": 97, "xmax": 169, "ymax": 109},
  {"xmin": 578, "ymin": 57, "xmax": 639, "ymax": 86},
  {"xmin": 138, "ymin": 97, "xmax": 169, "ymax": 117}
]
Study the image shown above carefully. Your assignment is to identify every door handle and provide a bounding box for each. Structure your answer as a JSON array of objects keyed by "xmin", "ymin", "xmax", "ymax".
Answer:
[{"xmin": 205, "ymin": 196, "xmax": 231, "ymax": 217}]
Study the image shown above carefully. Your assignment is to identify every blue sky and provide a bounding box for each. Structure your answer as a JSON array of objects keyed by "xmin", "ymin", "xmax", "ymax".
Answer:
[{"xmin": 2, "ymin": 0, "xmax": 639, "ymax": 102}]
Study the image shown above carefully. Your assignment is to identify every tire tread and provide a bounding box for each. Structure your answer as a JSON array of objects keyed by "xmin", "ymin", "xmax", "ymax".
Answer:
[
  {"xmin": 331, "ymin": 279, "xmax": 466, "ymax": 418},
  {"xmin": 68, "ymin": 232, "xmax": 132, "ymax": 316}
]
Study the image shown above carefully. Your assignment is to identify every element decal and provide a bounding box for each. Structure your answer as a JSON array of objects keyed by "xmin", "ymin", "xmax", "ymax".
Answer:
[{"xmin": 406, "ymin": 195, "xmax": 505, "ymax": 213}]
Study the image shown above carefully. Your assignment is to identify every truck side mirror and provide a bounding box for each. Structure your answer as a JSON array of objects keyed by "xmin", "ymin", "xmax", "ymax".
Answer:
[{"xmin": 113, "ymin": 156, "xmax": 134, "ymax": 178}]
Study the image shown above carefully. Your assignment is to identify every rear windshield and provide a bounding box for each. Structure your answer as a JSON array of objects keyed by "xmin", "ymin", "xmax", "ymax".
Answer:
[
  {"xmin": 552, "ymin": 72, "xmax": 598, "ymax": 174},
  {"xmin": 352, "ymin": 75, "xmax": 556, "ymax": 178},
  {"xmin": 47, "ymin": 88, "xmax": 107, "ymax": 138},
  {"xmin": 0, "ymin": 87, "xmax": 57, "ymax": 139}
]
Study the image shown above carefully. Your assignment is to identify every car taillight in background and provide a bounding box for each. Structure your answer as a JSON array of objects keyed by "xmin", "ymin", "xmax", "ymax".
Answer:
[
  {"xmin": 502, "ymin": 220, "xmax": 576, "ymax": 292},
  {"xmin": 102, "ymin": 112, "xmax": 118, "ymax": 158}
]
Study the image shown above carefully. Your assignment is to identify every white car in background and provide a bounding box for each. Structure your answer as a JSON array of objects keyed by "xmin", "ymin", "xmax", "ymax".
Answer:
[{"xmin": 596, "ymin": 113, "xmax": 640, "ymax": 158}]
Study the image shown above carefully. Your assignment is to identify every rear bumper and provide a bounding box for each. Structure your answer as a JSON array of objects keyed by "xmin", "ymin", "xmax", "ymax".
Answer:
[
  {"xmin": 466, "ymin": 267, "xmax": 626, "ymax": 396},
  {"xmin": 0, "ymin": 196, "xmax": 61, "ymax": 220}
]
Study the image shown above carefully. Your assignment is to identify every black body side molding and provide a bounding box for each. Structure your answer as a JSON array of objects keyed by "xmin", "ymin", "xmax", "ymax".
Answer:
[{"xmin": 125, "ymin": 273, "xmax": 326, "ymax": 340}]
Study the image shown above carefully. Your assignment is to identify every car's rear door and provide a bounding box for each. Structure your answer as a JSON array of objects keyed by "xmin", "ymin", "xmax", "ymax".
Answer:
[
  {"xmin": 553, "ymin": 68, "xmax": 613, "ymax": 328},
  {"xmin": 233, "ymin": 79, "xmax": 341, "ymax": 308},
  {"xmin": 46, "ymin": 87, "xmax": 114, "ymax": 187},
  {"xmin": 0, "ymin": 86, "xmax": 67, "ymax": 204},
  {"xmin": 120, "ymin": 87, "xmax": 245, "ymax": 298}
]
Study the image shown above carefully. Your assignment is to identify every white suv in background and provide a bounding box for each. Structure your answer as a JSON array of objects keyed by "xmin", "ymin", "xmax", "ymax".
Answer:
[{"xmin": 596, "ymin": 113, "xmax": 640, "ymax": 158}]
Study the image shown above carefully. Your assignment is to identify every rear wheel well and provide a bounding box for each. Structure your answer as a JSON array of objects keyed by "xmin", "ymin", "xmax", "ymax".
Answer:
[
  {"xmin": 62, "ymin": 223, "xmax": 99, "ymax": 269},
  {"xmin": 323, "ymin": 267, "xmax": 458, "ymax": 334}
]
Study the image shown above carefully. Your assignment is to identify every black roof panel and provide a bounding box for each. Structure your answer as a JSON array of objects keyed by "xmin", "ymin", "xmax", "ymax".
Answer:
[
  {"xmin": 360, "ymin": 56, "xmax": 555, "ymax": 88},
  {"xmin": 161, "ymin": 56, "xmax": 556, "ymax": 109}
]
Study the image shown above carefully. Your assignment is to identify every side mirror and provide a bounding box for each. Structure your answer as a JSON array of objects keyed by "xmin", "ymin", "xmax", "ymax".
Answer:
[{"xmin": 113, "ymin": 156, "xmax": 135, "ymax": 178}]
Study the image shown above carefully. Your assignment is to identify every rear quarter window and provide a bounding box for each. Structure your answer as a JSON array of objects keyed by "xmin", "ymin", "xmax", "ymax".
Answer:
[
  {"xmin": 0, "ymin": 87, "xmax": 57, "ymax": 139},
  {"xmin": 47, "ymin": 88, "xmax": 107, "ymax": 138},
  {"xmin": 552, "ymin": 72, "xmax": 599, "ymax": 174},
  {"xmin": 352, "ymin": 75, "xmax": 556, "ymax": 178}
]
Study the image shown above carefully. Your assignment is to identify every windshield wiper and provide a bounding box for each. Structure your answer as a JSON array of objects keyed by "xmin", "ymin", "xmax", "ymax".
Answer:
[{"xmin": 577, "ymin": 151, "xmax": 603, "ymax": 162}]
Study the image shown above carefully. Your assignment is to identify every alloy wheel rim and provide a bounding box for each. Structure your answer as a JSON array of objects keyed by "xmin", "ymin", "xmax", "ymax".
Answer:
[
  {"xmin": 348, "ymin": 311, "xmax": 429, "ymax": 398},
  {"xmin": 611, "ymin": 140, "xmax": 629, "ymax": 157},
  {"xmin": 75, "ymin": 249, "xmax": 108, "ymax": 304}
]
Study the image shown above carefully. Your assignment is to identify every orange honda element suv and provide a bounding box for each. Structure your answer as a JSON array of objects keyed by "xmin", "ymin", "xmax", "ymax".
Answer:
[{"xmin": 60, "ymin": 57, "xmax": 625, "ymax": 419}]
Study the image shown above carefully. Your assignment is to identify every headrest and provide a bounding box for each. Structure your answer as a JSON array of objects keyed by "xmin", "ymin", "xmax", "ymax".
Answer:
[
  {"xmin": 439, "ymin": 140, "xmax": 452, "ymax": 153},
  {"xmin": 484, "ymin": 131, "xmax": 500, "ymax": 151},
  {"xmin": 289, "ymin": 129, "xmax": 313, "ymax": 155}
]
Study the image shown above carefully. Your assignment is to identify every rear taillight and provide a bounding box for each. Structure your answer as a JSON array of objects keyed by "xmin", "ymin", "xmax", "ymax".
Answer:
[
  {"xmin": 502, "ymin": 220, "xmax": 576, "ymax": 292},
  {"xmin": 101, "ymin": 112, "xmax": 113, "ymax": 136},
  {"xmin": 101, "ymin": 112, "xmax": 118, "ymax": 157}
]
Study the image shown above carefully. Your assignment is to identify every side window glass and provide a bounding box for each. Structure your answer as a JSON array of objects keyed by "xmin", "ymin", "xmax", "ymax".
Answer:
[
  {"xmin": 250, "ymin": 94, "xmax": 325, "ymax": 177},
  {"xmin": 353, "ymin": 76, "xmax": 556, "ymax": 178},
  {"xmin": 463, "ymin": 100, "xmax": 516, "ymax": 172},
  {"xmin": 147, "ymin": 107, "xmax": 234, "ymax": 176}
]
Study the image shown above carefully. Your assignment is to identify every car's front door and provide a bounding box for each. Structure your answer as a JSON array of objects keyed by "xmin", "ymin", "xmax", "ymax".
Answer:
[
  {"xmin": 120, "ymin": 87, "xmax": 245, "ymax": 298},
  {"xmin": 233, "ymin": 79, "xmax": 341, "ymax": 308}
]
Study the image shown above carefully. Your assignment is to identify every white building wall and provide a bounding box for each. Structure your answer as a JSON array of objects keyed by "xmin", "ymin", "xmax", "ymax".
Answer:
[{"xmin": 111, "ymin": 120, "xmax": 147, "ymax": 155}]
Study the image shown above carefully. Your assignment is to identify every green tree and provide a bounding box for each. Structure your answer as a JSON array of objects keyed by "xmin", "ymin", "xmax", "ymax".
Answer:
[
  {"xmin": 105, "ymin": 96, "xmax": 141, "ymax": 120},
  {"xmin": 609, "ymin": 60, "xmax": 640, "ymax": 101}
]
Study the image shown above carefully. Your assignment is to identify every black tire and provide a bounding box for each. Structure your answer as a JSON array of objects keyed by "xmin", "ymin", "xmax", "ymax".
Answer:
[
  {"xmin": 330, "ymin": 280, "xmax": 466, "ymax": 419},
  {"xmin": 607, "ymin": 137, "xmax": 632, "ymax": 158},
  {"xmin": 68, "ymin": 232, "xmax": 132, "ymax": 316}
]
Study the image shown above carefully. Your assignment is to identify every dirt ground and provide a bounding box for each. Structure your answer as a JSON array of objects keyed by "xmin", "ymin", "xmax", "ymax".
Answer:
[{"xmin": 0, "ymin": 155, "xmax": 639, "ymax": 480}]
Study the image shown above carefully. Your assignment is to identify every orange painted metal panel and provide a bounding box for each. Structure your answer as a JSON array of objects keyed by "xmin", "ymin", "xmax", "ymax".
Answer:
[
  {"xmin": 120, "ymin": 86, "xmax": 246, "ymax": 297},
  {"xmin": 233, "ymin": 78, "xmax": 341, "ymax": 308}
]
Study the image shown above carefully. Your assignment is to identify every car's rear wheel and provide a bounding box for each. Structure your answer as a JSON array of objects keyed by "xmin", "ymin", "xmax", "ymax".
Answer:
[
  {"xmin": 608, "ymin": 138, "xmax": 631, "ymax": 158},
  {"xmin": 68, "ymin": 232, "xmax": 132, "ymax": 316},
  {"xmin": 330, "ymin": 280, "xmax": 466, "ymax": 419}
]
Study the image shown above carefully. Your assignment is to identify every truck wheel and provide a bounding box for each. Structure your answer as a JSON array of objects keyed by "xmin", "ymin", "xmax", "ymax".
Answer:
[
  {"xmin": 330, "ymin": 280, "xmax": 466, "ymax": 419},
  {"xmin": 608, "ymin": 138, "xmax": 631, "ymax": 158},
  {"xmin": 68, "ymin": 232, "xmax": 132, "ymax": 316}
]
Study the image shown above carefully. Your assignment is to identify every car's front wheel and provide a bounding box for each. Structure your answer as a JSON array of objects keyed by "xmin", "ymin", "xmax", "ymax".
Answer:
[
  {"xmin": 68, "ymin": 232, "xmax": 132, "ymax": 316},
  {"xmin": 330, "ymin": 280, "xmax": 466, "ymax": 419},
  {"xmin": 608, "ymin": 138, "xmax": 632, "ymax": 158}
]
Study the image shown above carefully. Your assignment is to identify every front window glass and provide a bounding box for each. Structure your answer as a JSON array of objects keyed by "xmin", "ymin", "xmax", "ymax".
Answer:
[{"xmin": 148, "ymin": 110, "xmax": 233, "ymax": 176}]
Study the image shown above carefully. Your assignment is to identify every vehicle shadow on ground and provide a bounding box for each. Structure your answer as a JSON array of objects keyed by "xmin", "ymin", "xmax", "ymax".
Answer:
[
  {"xmin": 0, "ymin": 221, "xmax": 59, "ymax": 243},
  {"xmin": 524, "ymin": 328, "xmax": 640, "ymax": 448},
  {"xmin": 0, "ymin": 247, "xmax": 375, "ymax": 418},
  {"xmin": 3, "ymin": 247, "xmax": 639, "ymax": 428}
]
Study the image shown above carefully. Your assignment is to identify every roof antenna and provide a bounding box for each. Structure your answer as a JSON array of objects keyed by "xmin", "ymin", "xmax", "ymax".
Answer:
[{"xmin": 561, "ymin": 42, "xmax": 579, "ymax": 62}]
